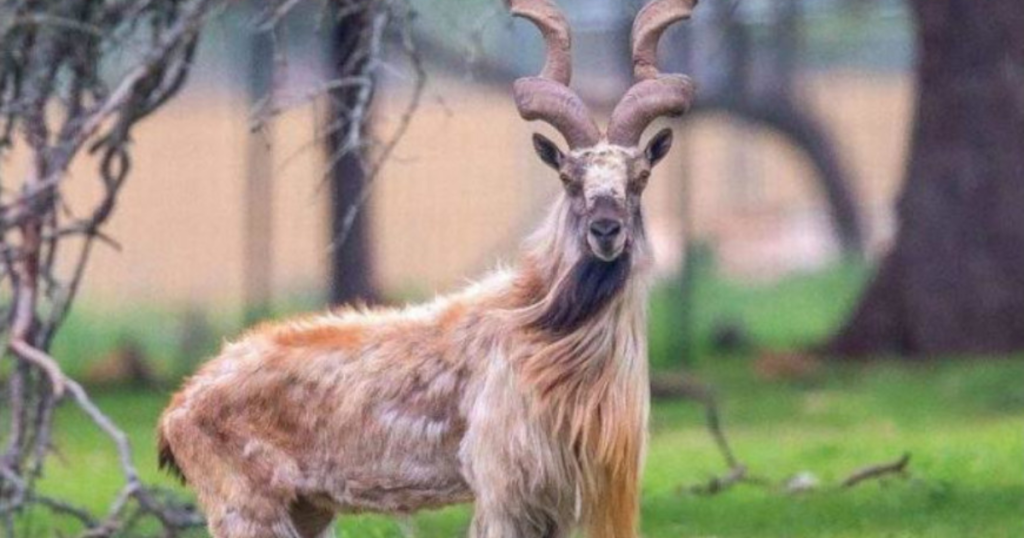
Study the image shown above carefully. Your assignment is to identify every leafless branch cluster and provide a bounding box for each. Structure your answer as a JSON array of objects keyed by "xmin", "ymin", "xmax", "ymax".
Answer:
[
  {"xmin": 242, "ymin": 0, "xmax": 427, "ymax": 251},
  {"xmin": 0, "ymin": 0, "xmax": 422, "ymax": 535},
  {"xmin": 283, "ymin": 0, "xmax": 426, "ymax": 251},
  {"xmin": 324, "ymin": 0, "xmax": 426, "ymax": 250},
  {"xmin": 0, "ymin": 0, "xmax": 216, "ymax": 533}
]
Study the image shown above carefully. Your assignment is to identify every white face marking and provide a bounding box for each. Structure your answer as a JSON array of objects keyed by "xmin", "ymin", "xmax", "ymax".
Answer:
[
  {"xmin": 568, "ymin": 144, "xmax": 637, "ymax": 208},
  {"xmin": 582, "ymin": 157, "xmax": 627, "ymax": 206}
]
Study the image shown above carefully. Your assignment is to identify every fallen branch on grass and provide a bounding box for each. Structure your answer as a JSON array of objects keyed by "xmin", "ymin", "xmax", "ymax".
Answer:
[
  {"xmin": 652, "ymin": 374, "xmax": 914, "ymax": 497},
  {"xmin": 685, "ymin": 452, "xmax": 914, "ymax": 497},
  {"xmin": 688, "ymin": 464, "xmax": 749, "ymax": 495},
  {"xmin": 841, "ymin": 452, "xmax": 911, "ymax": 488},
  {"xmin": 653, "ymin": 374, "xmax": 774, "ymax": 496}
]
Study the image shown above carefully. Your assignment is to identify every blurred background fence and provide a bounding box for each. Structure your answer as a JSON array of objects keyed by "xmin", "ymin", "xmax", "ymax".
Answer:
[{"xmin": 14, "ymin": 0, "xmax": 916, "ymax": 372}]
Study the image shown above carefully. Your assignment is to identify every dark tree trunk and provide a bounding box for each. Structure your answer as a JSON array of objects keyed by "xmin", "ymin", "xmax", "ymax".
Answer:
[
  {"xmin": 327, "ymin": 9, "xmax": 376, "ymax": 307},
  {"xmin": 828, "ymin": 0, "xmax": 1024, "ymax": 357},
  {"xmin": 243, "ymin": 22, "xmax": 274, "ymax": 324}
]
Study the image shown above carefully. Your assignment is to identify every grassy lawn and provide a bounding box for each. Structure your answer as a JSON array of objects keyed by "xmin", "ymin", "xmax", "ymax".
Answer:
[
  {"xmin": 15, "ymin": 263, "xmax": 1024, "ymax": 536},
  {"xmin": 20, "ymin": 359, "xmax": 1023, "ymax": 537}
]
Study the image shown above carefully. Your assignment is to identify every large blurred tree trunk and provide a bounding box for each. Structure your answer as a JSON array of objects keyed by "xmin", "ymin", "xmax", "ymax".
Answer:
[
  {"xmin": 828, "ymin": 0, "xmax": 1024, "ymax": 357},
  {"xmin": 327, "ymin": 9, "xmax": 376, "ymax": 306}
]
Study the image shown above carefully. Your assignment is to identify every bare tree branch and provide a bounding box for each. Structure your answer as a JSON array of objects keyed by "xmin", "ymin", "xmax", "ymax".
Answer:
[{"xmin": 0, "ymin": 0, "xmax": 422, "ymax": 534}]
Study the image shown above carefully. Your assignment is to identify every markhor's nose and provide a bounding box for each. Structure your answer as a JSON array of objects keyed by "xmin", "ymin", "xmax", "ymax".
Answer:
[{"xmin": 589, "ymin": 219, "xmax": 622, "ymax": 239}]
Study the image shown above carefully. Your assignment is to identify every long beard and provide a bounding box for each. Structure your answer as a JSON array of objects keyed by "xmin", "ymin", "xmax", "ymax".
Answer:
[{"xmin": 530, "ymin": 250, "xmax": 632, "ymax": 335}]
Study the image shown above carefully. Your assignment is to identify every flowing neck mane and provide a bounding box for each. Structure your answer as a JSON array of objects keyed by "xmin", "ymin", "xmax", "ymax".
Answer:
[
  {"xmin": 499, "ymin": 193, "xmax": 652, "ymax": 432},
  {"xmin": 494, "ymin": 195, "xmax": 653, "ymax": 521}
]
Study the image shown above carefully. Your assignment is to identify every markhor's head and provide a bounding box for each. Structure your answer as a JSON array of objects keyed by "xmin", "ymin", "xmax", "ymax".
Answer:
[
  {"xmin": 533, "ymin": 132, "xmax": 672, "ymax": 262},
  {"xmin": 509, "ymin": 0, "xmax": 697, "ymax": 263}
]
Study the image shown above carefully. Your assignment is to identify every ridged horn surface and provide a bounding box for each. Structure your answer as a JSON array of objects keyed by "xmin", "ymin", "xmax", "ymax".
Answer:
[
  {"xmin": 608, "ymin": 0, "xmax": 699, "ymax": 146},
  {"xmin": 507, "ymin": 0, "xmax": 600, "ymax": 148}
]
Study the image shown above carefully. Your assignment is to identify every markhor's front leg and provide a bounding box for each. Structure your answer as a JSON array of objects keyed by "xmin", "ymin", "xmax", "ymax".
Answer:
[
  {"xmin": 469, "ymin": 504, "xmax": 571, "ymax": 538},
  {"xmin": 460, "ymin": 382, "xmax": 577, "ymax": 538},
  {"xmin": 463, "ymin": 437, "xmax": 579, "ymax": 538},
  {"xmin": 578, "ymin": 461, "xmax": 643, "ymax": 538}
]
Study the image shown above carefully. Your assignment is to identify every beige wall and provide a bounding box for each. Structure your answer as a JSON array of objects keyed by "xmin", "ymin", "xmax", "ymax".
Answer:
[
  {"xmin": 4, "ymin": 70, "xmax": 912, "ymax": 308},
  {"xmin": 5, "ymin": 86, "xmax": 328, "ymax": 308},
  {"xmin": 373, "ymin": 70, "xmax": 913, "ymax": 286}
]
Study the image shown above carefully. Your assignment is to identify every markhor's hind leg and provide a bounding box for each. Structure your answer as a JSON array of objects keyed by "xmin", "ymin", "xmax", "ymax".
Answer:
[
  {"xmin": 161, "ymin": 412, "xmax": 312, "ymax": 537},
  {"xmin": 205, "ymin": 501, "xmax": 332, "ymax": 538},
  {"xmin": 204, "ymin": 496, "xmax": 306, "ymax": 538},
  {"xmin": 288, "ymin": 497, "xmax": 335, "ymax": 538}
]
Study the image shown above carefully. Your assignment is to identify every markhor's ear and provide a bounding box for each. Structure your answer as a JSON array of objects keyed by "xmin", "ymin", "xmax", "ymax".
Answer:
[
  {"xmin": 532, "ymin": 133, "xmax": 564, "ymax": 171},
  {"xmin": 645, "ymin": 128, "xmax": 673, "ymax": 167}
]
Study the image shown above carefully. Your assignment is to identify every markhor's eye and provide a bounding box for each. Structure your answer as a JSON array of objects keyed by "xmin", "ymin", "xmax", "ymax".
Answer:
[
  {"xmin": 633, "ymin": 170, "xmax": 651, "ymax": 190},
  {"xmin": 560, "ymin": 173, "xmax": 583, "ymax": 195}
]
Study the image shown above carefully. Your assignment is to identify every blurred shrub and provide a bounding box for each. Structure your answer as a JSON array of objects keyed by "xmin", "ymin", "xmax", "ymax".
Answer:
[{"xmin": 648, "ymin": 252, "xmax": 870, "ymax": 371}]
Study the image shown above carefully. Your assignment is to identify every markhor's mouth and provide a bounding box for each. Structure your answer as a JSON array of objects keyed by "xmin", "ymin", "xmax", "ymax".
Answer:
[{"xmin": 589, "ymin": 239, "xmax": 626, "ymax": 261}]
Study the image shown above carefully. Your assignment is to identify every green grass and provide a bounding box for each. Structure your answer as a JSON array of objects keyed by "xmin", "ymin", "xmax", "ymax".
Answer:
[
  {"xmin": 20, "ymin": 359, "xmax": 1024, "ymax": 537},
  {"xmin": 49, "ymin": 289, "xmax": 325, "ymax": 381},
  {"xmin": 15, "ymin": 263, "xmax": 1024, "ymax": 536}
]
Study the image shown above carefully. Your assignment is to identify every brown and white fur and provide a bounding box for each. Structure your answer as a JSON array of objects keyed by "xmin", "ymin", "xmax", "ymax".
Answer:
[
  {"xmin": 157, "ymin": 134, "xmax": 674, "ymax": 538},
  {"xmin": 158, "ymin": 0, "xmax": 699, "ymax": 535}
]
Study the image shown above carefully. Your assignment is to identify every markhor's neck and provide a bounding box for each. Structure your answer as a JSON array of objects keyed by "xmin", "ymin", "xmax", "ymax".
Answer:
[{"xmin": 507, "ymin": 200, "xmax": 652, "ymax": 454}]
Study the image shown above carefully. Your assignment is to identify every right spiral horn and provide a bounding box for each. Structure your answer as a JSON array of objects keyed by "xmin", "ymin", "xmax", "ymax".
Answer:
[{"xmin": 606, "ymin": 0, "xmax": 698, "ymax": 147}]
